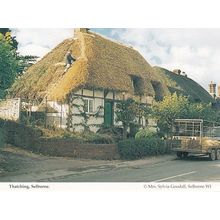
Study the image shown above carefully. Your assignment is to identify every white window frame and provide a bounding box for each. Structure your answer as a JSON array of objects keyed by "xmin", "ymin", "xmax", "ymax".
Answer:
[{"xmin": 83, "ymin": 98, "xmax": 94, "ymax": 114}]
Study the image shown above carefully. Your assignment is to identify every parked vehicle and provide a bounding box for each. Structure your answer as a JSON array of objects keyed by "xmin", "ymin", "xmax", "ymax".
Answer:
[{"xmin": 171, "ymin": 119, "xmax": 220, "ymax": 161}]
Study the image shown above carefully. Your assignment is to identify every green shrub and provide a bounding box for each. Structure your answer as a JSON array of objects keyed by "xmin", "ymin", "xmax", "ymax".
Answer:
[
  {"xmin": 0, "ymin": 120, "xmax": 7, "ymax": 148},
  {"xmin": 41, "ymin": 130, "xmax": 114, "ymax": 144},
  {"xmin": 135, "ymin": 128, "xmax": 157, "ymax": 139},
  {"xmin": 81, "ymin": 132, "xmax": 114, "ymax": 144},
  {"xmin": 38, "ymin": 126, "xmax": 73, "ymax": 138},
  {"xmin": 129, "ymin": 123, "xmax": 141, "ymax": 138},
  {"xmin": 118, "ymin": 137, "xmax": 170, "ymax": 160},
  {"xmin": 0, "ymin": 128, "xmax": 5, "ymax": 148},
  {"xmin": 97, "ymin": 126, "xmax": 123, "ymax": 142},
  {"xmin": 1, "ymin": 119, "xmax": 115, "ymax": 147}
]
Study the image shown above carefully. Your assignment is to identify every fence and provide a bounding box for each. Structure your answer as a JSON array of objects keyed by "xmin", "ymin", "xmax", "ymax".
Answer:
[{"xmin": 20, "ymin": 98, "xmax": 68, "ymax": 129}]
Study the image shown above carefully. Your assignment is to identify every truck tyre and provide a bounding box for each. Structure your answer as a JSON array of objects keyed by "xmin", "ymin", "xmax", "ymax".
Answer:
[
  {"xmin": 209, "ymin": 149, "xmax": 216, "ymax": 161},
  {"xmin": 216, "ymin": 149, "xmax": 220, "ymax": 160},
  {"xmin": 177, "ymin": 152, "xmax": 183, "ymax": 159}
]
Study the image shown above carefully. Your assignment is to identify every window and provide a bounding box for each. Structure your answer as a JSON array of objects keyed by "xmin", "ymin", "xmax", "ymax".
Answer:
[
  {"xmin": 89, "ymin": 99, "xmax": 93, "ymax": 113},
  {"xmin": 151, "ymin": 81, "xmax": 164, "ymax": 101},
  {"xmin": 83, "ymin": 98, "xmax": 94, "ymax": 113},
  {"xmin": 132, "ymin": 77, "xmax": 139, "ymax": 94},
  {"xmin": 130, "ymin": 75, "xmax": 144, "ymax": 95}
]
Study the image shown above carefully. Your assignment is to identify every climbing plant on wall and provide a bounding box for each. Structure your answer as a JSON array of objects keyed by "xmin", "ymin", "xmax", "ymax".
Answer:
[{"xmin": 66, "ymin": 95, "xmax": 103, "ymax": 132}]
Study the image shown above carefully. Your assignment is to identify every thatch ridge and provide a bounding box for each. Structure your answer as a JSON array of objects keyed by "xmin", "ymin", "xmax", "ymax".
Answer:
[
  {"xmin": 10, "ymin": 38, "xmax": 82, "ymax": 100},
  {"xmin": 83, "ymin": 32, "xmax": 157, "ymax": 95},
  {"xmin": 10, "ymin": 31, "xmax": 158, "ymax": 101},
  {"xmin": 9, "ymin": 30, "xmax": 213, "ymax": 104}
]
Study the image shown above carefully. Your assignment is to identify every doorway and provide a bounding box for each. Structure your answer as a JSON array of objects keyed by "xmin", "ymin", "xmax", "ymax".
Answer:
[{"xmin": 104, "ymin": 100, "xmax": 114, "ymax": 127}]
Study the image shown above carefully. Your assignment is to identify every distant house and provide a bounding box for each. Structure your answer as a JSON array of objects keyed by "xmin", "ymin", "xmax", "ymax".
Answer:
[
  {"xmin": 153, "ymin": 66, "xmax": 214, "ymax": 103},
  {"xmin": 10, "ymin": 28, "xmax": 214, "ymax": 132}
]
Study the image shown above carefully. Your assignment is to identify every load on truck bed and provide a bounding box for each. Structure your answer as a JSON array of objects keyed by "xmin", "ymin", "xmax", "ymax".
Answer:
[{"xmin": 171, "ymin": 119, "xmax": 220, "ymax": 161}]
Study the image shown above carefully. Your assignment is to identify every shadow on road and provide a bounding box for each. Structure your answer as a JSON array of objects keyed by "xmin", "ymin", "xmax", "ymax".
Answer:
[{"xmin": 175, "ymin": 155, "xmax": 212, "ymax": 162}]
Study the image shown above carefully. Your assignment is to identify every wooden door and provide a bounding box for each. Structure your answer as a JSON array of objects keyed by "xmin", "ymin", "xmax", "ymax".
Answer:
[{"xmin": 104, "ymin": 100, "xmax": 113, "ymax": 127}]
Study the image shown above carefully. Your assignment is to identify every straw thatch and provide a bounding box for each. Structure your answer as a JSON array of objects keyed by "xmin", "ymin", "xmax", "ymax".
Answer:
[
  {"xmin": 153, "ymin": 66, "xmax": 214, "ymax": 103},
  {"xmin": 82, "ymin": 33, "xmax": 158, "ymax": 95},
  {"xmin": 9, "ymin": 29, "xmax": 214, "ymax": 104},
  {"xmin": 10, "ymin": 30, "xmax": 159, "ymax": 101}
]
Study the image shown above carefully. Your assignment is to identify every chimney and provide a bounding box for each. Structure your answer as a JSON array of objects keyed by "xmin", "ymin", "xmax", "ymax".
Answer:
[
  {"xmin": 182, "ymin": 71, "xmax": 187, "ymax": 77},
  {"xmin": 74, "ymin": 28, "xmax": 90, "ymax": 38},
  {"xmin": 173, "ymin": 69, "xmax": 181, "ymax": 75},
  {"xmin": 209, "ymin": 81, "xmax": 217, "ymax": 98},
  {"xmin": 218, "ymin": 85, "xmax": 220, "ymax": 97}
]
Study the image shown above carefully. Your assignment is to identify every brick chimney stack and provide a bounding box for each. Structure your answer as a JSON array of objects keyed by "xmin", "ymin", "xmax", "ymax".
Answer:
[
  {"xmin": 74, "ymin": 28, "xmax": 90, "ymax": 38},
  {"xmin": 217, "ymin": 85, "xmax": 220, "ymax": 97},
  {"xmin": 209, "ymin": 81, "xmax": 217, "ymax": 98},
  {"xmin": 173, "ymin": 69, "xmax": 181, "ymax": 75}
]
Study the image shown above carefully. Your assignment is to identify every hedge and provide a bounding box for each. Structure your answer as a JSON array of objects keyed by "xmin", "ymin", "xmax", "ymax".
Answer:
[
  {"xmin": 0, "ymin": 119, "xmax": 114, "ymax": 146},
  {"xmin": 41, "ymin": 133, "xmax": 114, "ymax": 144},
  {"xmin": 118, "ymin": 138, "xmax": 171, "ymax": 160},
  {"xmin": 0, "ymin": 128, "xmax": 5, "ymax": 148},
  {"xmin": 80, "ymin": 132, "xmax": 114, "ymax": 144},
  {"xmin": 0, "ymin": 119, "xmax": 8, "ymax": 148}
]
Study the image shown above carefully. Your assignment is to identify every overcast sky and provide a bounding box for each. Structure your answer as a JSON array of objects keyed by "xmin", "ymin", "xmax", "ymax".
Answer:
[{"xmin": 13, "ymin": 28, "xmax": 220, "ymax": 91}]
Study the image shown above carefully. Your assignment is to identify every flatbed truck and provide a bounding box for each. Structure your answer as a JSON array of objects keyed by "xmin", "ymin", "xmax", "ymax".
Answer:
[{"xmin": 171, "ymin": 119, "xmax": 220, "ymax": 161}]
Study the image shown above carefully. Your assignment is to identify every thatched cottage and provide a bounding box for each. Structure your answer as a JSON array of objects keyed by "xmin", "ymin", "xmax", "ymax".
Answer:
[{"xmin": 10, "ymin": 28, "xmax": 214, "ymax": 132}]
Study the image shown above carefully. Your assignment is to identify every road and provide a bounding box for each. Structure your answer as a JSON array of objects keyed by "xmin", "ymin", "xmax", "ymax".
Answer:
[
  {"xmin": 1, "ymin": 146, "xmax": 220, "ymax": 182},
  {"xmin": 46, "ymin": 155, "xmax": 220, "ymax": 182}
]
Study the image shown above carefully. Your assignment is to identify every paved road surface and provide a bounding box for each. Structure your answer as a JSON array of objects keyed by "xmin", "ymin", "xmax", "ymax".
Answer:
[
  {"xmin": 43, "ymin": 155, "xmax": 220, "ymax": 182},
  {"xmin": 1, "ymin": 146, "xmax": 220, "ymax": 182}
]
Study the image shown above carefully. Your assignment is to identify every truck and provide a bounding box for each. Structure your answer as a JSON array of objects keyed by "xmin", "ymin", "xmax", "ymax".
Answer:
[{"xmin": 171, "ymin": 119, "xmax": 220, "ymax": 161}]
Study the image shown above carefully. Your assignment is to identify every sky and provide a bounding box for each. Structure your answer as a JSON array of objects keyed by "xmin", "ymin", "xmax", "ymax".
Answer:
[{"xmin": 13, "ymin": 28, "xmax": 220, "ymax": 91}]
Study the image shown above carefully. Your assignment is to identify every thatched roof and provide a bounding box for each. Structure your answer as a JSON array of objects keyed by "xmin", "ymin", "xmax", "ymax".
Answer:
[
  {"xmin": 10, "ymin": 29, "xmax": 214, "ymax": 104},
  {"xmin": 153, "ymin": 66, "xmax": 214, "ymax": 103},
  {"xmin": 10, "ymin": 30, "xmax": 159, "ymax": 101}
]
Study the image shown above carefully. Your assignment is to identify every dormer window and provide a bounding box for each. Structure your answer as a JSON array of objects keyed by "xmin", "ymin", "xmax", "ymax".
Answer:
[
  {"xmin": 151, "ymin": 81, "xmax": 164, "ymax": 101},
  {"xmin": 131, "ymin": 75, "xmax": 144, "ymax": 95}
]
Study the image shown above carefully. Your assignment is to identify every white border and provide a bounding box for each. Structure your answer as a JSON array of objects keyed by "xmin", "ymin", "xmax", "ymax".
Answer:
[
  {"xmin": 1, "ymin": 0, "xmax": 220, "ymax": 28},
  {"xmin": 1, "ymin": 0, "xmax": 220, "ymax": 219}
]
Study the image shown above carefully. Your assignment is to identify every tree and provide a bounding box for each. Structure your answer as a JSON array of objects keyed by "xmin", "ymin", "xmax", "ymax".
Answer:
[
  {"xmin": 115, "ymin": 98, "xmax": 140, "ymax": 139},
  {"xmin": 152, "ymin": 93, "xmax": 190, "ymax": 137},
  {"xmin": 0, "ymin": 28, "xmax": 18, "ymax": 50},
  {"xmin": 188, "ymin": 103, "xmax": 218, "ymax": 122},
  {"xmin": 16, "ymin": 55, "xmax": 38, "ymax": 75},
  {"xmin": 0, "ymin": 29, "xmax": 38, "ymax": 75},
  {"xmin": 152, "ymin": 93, "xmax": 219, "ymax": 137},
  {"xmin": 0, "ymin": 29, "xmax": 38, "ymax": 98},
  {"xmin": 0, "ymin": 40, "xmax": 19, "ymax": 98},
  {"xmin": 136, "ymin": 102, "xmax": 151, "ymax": 124}
]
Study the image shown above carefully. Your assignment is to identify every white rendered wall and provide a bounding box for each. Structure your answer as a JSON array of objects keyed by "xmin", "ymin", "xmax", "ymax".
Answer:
[{"xmin": 0, "ymin": 98, "xmax": 21, "ymax": 121}]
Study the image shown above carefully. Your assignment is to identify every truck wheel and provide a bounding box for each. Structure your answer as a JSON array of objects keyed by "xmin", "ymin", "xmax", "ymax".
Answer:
[
  {"xmin": 216, "ymin": 149, "xmax": 220, "ymax": 160},
  {"xmin": 209, "ymin": 149, "xmax": 216, "ymax": 161},
  {"xmin": 177, "ymin": 152, "xmax": 183, "ymax": 159}
]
